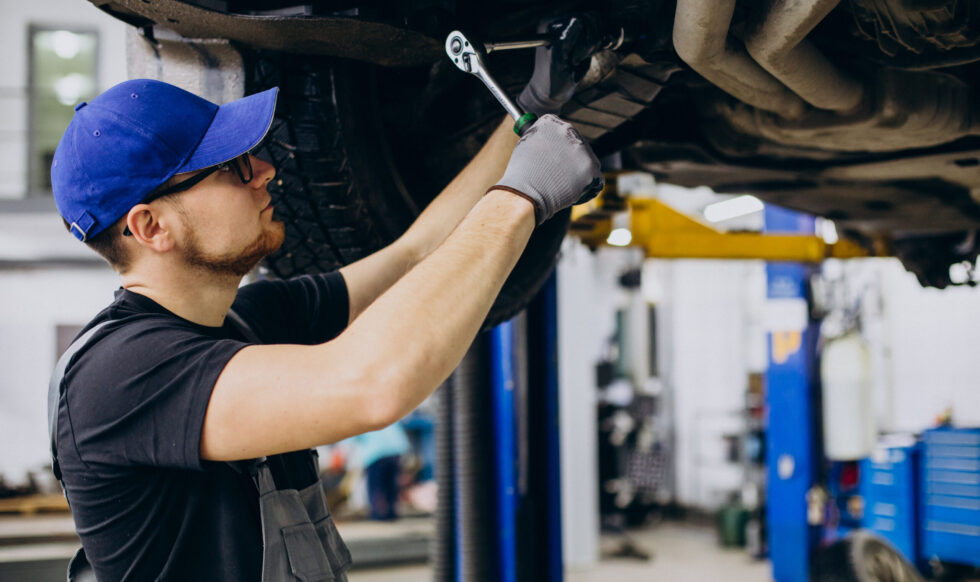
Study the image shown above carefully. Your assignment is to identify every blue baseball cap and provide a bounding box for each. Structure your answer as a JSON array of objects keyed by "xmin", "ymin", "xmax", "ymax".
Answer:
[{"xmin": 51, "ymin": 79, "xmax": 279, "ymax": 242}]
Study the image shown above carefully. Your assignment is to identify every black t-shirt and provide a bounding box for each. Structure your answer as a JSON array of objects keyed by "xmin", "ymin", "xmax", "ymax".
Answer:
[{"xmin": 55, "ymin": 272, "xmax": 349, "ymax": 582}]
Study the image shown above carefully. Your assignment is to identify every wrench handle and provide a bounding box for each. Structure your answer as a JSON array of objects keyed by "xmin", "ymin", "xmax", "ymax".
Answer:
[{"xmin": 513, "ymin": 112, "xmax": 538, "ymax": 136}]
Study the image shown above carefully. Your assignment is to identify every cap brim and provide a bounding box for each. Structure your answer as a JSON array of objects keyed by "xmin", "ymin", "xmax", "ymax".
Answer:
[{"xmin": 178, "ymin": 86, "xmax": 278, "ymax": 173}]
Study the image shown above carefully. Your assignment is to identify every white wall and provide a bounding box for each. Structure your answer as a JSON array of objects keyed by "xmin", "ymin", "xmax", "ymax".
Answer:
[
  {"xmin": 653, "ymin": 259, "xmax": 767, "ymax": 509},
  {"xmin": 557, "ymin": 240, "xmax": 771, "ymax": 520},
  {"xmin": 0, "ymin": 0, "xmax": 127, "ymax": 484},
  {"xmin": 0, "ymin": 266, "xmax": 119, "ymax": 485},
  {"xmin": 557, "ymin": 241, "xmax": 599, "ymax": 569},
  {"xmin": 557, "ymin": 242, "xmax": 646, "ymax": 568},
  {"xmin": 0, "ymin": 213, "xmax": 97, "ymax": 262},
  {"xmin": 867, "ymin": 259, "xmax": 980, "ymax": 431},
  {"xmin": 0, "ymin": 0, "xmax": 128, "ymax": 198}
]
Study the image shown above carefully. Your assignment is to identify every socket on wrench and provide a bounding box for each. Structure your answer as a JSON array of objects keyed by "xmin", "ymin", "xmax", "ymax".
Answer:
[{"xmin": 445, "ymin": 30, "xmax": 537, "ymax": 135}]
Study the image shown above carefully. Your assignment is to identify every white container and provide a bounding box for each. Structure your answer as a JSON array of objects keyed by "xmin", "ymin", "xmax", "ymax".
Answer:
[{"xmin": 821, "ymin": 332, "xmax": 876, "ymax": 460}]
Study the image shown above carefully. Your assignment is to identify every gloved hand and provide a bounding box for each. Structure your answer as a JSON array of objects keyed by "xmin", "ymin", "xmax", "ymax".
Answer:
[
  {"xmin": 517, "ymin": 15, "xmax": 599, "ymax": 116},
  {"xmin": 490, "ymin": 114, "xmax": 603, "ymax": 225}
]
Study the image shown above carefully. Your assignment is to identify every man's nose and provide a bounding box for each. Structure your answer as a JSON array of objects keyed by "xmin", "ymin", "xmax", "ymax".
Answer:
[{"xmin": 249, "ymin": 155, "xmax": 277, "ymax": 188}]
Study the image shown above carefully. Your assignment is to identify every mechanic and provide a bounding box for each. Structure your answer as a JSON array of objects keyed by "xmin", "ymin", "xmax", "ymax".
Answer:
[{"xmin": 48, "ymin": 20, "xmax": 600, "ymax": 582}]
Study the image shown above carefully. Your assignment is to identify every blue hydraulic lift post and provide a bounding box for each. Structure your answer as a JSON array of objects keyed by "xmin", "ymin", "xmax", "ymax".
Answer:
[
  {"xmin": 764, "ymin": 205, "xmax": 820, "ymax": 582},
  {"xmin": 490, "ymin": 320, "xmax": 518, "ymax": 582},
  {"xmin": 453, "ymin": 370, "xmax": 464, "ymax": 582},
  {"xmin": 524, "ymin": 271, "xmax": 564, "ymax": 582}
]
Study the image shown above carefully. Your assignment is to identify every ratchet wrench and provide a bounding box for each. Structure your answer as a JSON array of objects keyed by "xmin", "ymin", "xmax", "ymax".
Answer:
[{"xmin": 445, "ymin": 30, "xmax": 538, "ymax": 136}]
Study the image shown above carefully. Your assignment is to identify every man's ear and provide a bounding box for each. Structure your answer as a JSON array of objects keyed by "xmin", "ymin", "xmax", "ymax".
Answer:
[{"xmin": 125, "ymin": 204, "xmax": 176, "ymax": 253}]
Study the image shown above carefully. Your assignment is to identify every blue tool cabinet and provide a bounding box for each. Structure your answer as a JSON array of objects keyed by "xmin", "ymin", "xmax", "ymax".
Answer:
[
  {"xmin": 860, "ymin": 443, "xmax": 919, "ymax": 561},
  {"xmin": 921, "ymin": 428, "xmax": 980, "ymax": 567}
]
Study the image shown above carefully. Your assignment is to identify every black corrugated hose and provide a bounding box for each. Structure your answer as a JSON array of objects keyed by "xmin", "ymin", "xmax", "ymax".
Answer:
[
  {"xmin": 450, "ymin": 335, "xmax": 495, "ymax": 581},
  {"xmin": 432, "ymin": 379, "xmax": 455, "ymax": 582}
]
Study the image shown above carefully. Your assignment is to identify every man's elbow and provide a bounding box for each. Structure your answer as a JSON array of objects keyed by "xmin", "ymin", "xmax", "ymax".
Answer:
[
  {"xmin": 364, "ymin": 362, "xmax": 435, "ymax": 430},
  {"xmin": 356, "ymin": 362, "xmax": 417, "ymax": 432}
]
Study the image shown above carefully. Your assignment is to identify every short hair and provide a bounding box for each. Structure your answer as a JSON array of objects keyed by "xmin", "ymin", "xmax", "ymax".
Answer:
[
  {"xmin": 63, "ymin": 216, "xmax": 131, "ymax": 272},
  {"xmin": 62, "ymin": 176, "xmax": 182, "ymax": 273}
]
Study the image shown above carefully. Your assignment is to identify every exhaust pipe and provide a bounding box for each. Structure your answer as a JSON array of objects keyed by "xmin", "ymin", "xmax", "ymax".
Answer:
[
  {"xmin": 744, "ymin": 0, "xmax": 865, "ymax": 113},
  {"xmin": 674, "ymin": 0, "xmax": 866, "ymax": 117},
  {"xmin": 673, "ymin": 0, "xmax": 807, "ymax": 119}
]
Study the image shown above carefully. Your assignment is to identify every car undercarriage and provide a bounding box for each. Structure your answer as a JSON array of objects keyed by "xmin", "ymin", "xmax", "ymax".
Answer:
[{"xmin": 91, "ymin": 0, "xmax": 980, "ymax": 290}]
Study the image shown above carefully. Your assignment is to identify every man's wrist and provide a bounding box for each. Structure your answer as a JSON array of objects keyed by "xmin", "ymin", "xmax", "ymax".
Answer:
[{"xmin": 484, "ymin": 188, "xmax": 537, "ymax": 226}]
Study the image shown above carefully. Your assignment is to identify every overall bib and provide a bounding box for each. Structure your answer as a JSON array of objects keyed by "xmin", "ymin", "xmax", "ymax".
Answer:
[{"xmin": 248, "ymin": 454, "xmax": 352, "ymax": 581}]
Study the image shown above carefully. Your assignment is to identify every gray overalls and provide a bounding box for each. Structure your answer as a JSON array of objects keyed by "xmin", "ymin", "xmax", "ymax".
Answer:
[
  {"xmin": 49, "ymin": 312, "xmax": 352, "ymax": 581},
  {"xmin": 246, "ymin": 455, "xmax": 351, "ymax": 581}
]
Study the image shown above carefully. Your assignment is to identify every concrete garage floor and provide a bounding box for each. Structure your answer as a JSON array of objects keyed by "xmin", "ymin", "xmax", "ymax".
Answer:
[
  {"xmin": 0, "ymin": 516, "xmax": 769, "ymax": 581},
  {"xmin": 354, "ymin": 522, "xmax": 771, "ymax": 582}
]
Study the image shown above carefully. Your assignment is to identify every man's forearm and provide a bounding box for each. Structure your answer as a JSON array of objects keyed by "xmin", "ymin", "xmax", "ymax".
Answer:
[
  {"xmin": 339, "ymin": 117, "xmax": 518, "ymax": 324},
  {"xmin": 398, "ymin": 116, "xmax": 517, "ymax": 263},
  {"xmin": 336, "ymin": 190, "xmax": 534, "ymax": 421}
]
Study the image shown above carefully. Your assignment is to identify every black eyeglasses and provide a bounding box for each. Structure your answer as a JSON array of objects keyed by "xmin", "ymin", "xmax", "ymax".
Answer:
[{"xmin": 123, "ymin": 154, "xmax": 254, "ymax": 236}]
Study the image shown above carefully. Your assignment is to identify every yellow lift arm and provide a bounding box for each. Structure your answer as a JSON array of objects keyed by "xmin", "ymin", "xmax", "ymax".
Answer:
[{"xmin": 570, "ymin": 179, "xmax": 880, "ymax": 262}]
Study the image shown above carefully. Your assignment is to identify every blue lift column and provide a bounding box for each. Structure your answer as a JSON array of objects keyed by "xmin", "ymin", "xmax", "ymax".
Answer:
[
  {"xmin": 485, "ymin": 272, "xmax": 563, "ymax": 582},
  {"xmin": 444, "ymin": 272, "xmax": 563, "ymax": 582},
  {"xmin": 764, "ymin": 206, "xmax": 820, "ymax": 582},
  {"xmin": 490, "ymin": 320, "xmax": 518, "ymax": 582},
  {"xmin": 525, "ymin": 272, "xmax": 564, "ymax": 582}
]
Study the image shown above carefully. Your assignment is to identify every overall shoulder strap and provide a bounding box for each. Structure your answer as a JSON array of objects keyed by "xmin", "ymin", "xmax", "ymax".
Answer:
[{"xmin": 48, "ymin": 321, "xmax": 111, "ymax": 481}]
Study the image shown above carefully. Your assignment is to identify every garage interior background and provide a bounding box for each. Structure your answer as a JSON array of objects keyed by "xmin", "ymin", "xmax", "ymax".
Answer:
[{"xmin": 2, "ymin": 0, "xmax": 980, "ymax": 579}]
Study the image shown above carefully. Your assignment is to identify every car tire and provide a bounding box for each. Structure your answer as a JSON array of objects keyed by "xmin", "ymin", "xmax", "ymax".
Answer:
[
  {"xmin": 811, "ymin": 531, "xmax": 924, "ymax": 582},
  {"xmin": 246, "ymin": 51, "xmax": 570, "ymax": 327}
]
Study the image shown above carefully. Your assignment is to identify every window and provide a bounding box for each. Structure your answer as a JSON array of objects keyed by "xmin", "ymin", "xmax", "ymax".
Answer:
[{"xmin": 28, "ymin": 27, "xmax": 98, "ymax": 194}]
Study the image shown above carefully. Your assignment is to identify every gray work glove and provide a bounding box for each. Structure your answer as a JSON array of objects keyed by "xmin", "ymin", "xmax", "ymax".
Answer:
[
  {"xmin": 490, "ymin": 114, "xmax": 604, "ymax": 225},
  {"xmin": 517, "ymin": 16, "xmax": 599, "ymax": 116}
]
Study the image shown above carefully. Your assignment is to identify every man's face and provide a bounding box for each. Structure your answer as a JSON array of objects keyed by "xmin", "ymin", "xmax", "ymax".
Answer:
[{"xmin": 165, "ymin": 154, "xmax": 285, "ymax": 277}]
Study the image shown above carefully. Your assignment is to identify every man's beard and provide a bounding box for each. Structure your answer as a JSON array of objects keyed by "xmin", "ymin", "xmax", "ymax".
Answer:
[{"xmin": 182, "ymin": 220, "xmax": 285, "ymax": 277}]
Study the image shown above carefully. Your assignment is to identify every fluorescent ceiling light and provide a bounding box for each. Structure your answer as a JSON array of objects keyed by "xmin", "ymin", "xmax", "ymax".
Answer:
[
  {"xmin": 703, "ymin": 195, "xmax": 764, "ymax": 223},
  {"xmin": 54, "ymin": 73, "xmax": 91, "ymax": 106},
  {"xmin": 606, "ymin": 228, "xmax": 632, "ymax": 247},
  {"xmin": 949, "ymin": 262, "xmax": 971, "ymax": 285},
  {"xmin": 819, "ymin": 218, "xmax": 839, "ymax": 244},
  {"xmin": 51, "ymin": 31, "xmax": 82, "ymax": 60}
]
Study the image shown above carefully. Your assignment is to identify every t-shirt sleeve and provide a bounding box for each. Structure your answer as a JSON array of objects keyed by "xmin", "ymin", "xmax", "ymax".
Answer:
[
  {"xmin": 63, "ymin": 320, "xmax": 246, "ymax": 472},
  {"xmin": 230, "ymin": 271, "xmax": 350, "ymax": 345}
]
